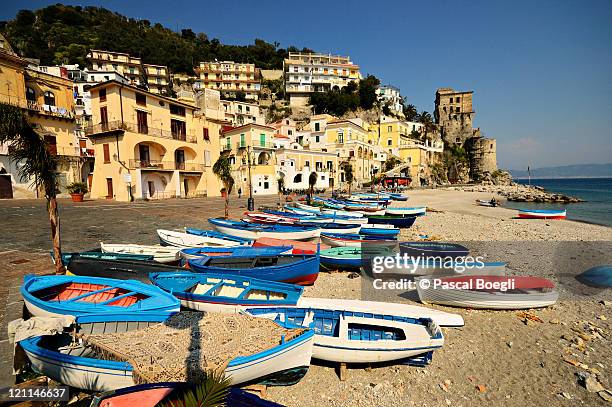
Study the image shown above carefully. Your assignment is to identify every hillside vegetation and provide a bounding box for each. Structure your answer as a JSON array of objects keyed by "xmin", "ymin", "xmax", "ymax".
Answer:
[{"xmin": 0, "ymin": 4, "xmax": 311, "ymax": 73}]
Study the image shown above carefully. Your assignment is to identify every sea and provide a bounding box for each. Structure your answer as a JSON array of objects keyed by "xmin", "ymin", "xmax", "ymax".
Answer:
[{"xmin": 504, "ymin": 178, "xmax": 612, "ymax": 227}]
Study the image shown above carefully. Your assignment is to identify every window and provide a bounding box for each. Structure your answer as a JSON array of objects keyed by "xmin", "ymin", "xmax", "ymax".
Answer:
[
  {"xmin": 204, "ymin": 150, "xmax": 211, "ymax": 166},
  {"xmin": 26, "ymin": 87, "xmax": 35, "ymax": 102},
  {"xmin": 136, "ymin": 93, "xmax": 146, "ymax": 106},
  {"xmin": 338, "ymin": 130, "xmax": 344, "ymax": 143},
  {"xmin": 203, "ymin": 128, "xmax": 210, "ymax": 140},
  {"xmin": 136, "ymin": 110, "xmax": 148, "ymax": 134},
  {"xmin": 246, "ymin": 106, "xmax": 250, "ymax": 113},
  {"xmin": 316, "ymin": 161, "xmax": 322, "ymax": 171},
  {"xmin": 387, "ymin": 125, "xmax": 392, "ymax": 132},
  {"xmin": 305, "ymin": 161, "xmax": 310, "ymax": 168},
  {"xmin": 263, "ymin": 181, "xmax": 269, "ymax": 189},
  {"xmin": 293, "ymin": 174, "xmax": 302, "ymax": 183},
  {"xmin": 259, "ymin": 133, "xmax": 266, "ymax": 147},
  {"xmin": 327, "ymin": 161, "xmax": 333, "ymax": 170},
  {"xmin": 456, "ymin": 97, "xmax": 461, "ymax": 103},
  {"xmin": 314, "ymin": 122, "xmax": 320, "ymax": 131},
  {"xmin": 170, "ymin": 104, "xmax": 185, "ymax": 116},
  {"xmin": 103, "ymin": 143, "xmax": 110, "ymax": 163},
  {"xmin": 288, "ymin": 130, "xmax": 293, "ymax": 135},
  {"xmin": 43, "ymin": 91, "xmax": 55, "ymax": 106},
  {"xmin": 387, "ymin": 139, "xmax": 393, "ymax": 146},
  {"xmin": 157, "ymin": 67, "xmax": 162, "ymax": 75},
  {"xmin": 171, "ymin": 119, "xmax": 187, "ymax": 140},
  {"xmin": 315, "ymin": 136, "xmax": 320, "ymax": 143},
  {"xmin": 99, "ymin": 88, "xmax": 106, "ymax": 102}
]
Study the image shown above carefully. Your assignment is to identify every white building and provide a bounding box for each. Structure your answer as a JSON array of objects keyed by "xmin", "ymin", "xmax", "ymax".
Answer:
[
  {"xmin": 276, "ymin": 147, "xmax": 339, "ymax": 191},
  {"xmin": 284, "ymin": 52, "xmax": 362, "ymax": 106},
  {"xmin": 221, "ymin": 100, "xmax": 264, "ymax": 126},
  {"xmin": 377, "ymin": 85, "xmax": 403, "ymax": 116}
]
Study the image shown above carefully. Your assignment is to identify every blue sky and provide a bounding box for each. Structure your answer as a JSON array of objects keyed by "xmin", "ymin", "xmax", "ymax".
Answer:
[{"xmin": 2, "ymin": 0, "xmax": 611, "ymax": 169}]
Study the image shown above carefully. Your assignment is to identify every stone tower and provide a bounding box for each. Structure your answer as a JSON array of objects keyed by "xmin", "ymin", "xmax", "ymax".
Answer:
[
  {"xmin": 465, "ymin": 136, "xmax": 497, "ymax": 180},
  {"xmin": 434, "ymin": 88, "xmax": 475, "ymax": 146}
]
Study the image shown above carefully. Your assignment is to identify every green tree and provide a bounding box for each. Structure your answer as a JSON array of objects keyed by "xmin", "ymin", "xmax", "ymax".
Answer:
[
  {"xmin": 0, "ymin": 104, "xmax": 64, "ymax": 274},
  {"xmin": 401, "ymin": 99, "xmax": 418, "ymax": 122},
  {"xmin": 212, "ymin": 156, "xmax": 234, "ymax": 219},
  {"xmin": 308, "ymin": 171, "xmax": 318, "ymax": 204},
  {"xmin": 383, "ymin": 157, "xmax": 402, "ymax": 172},
  {"xmin": 342, "ymin": 162, "xmax": 355, "ymax": 195},
  {"xmin": 418, "ymin": 111, "xmax": 436, "ymax": 139},
  {"xmin": 358, "ymin": 75, "xmax": 380, "ymax": 110}
]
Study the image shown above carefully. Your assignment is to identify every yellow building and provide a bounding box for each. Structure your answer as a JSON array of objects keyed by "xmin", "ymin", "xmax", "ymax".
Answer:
[
  {"xmin": 220, "ymin": 124, "xmax": 277, "ymax": 196},
  {"xmin": 368, "ymin": 117, "xmax": 424, "ymax": 155},
  {"xmin": 87, "ymin": 50, "xmax": 170, "ymax": 94},
  {"xmin": 0, "ymin": 35, "xmax": 82, "ymax": 198},
  {"xmin": 397, "ymin": 139, "xmax": 444, "ymax": 186},
  {"xmin": 196, "ymin": 61, "xmax": 261, "ymax": 101},
  {"xmin": 324, "ymin": 119, "xmax": 382, "ymax": 185},
  {"xmin": 85, "ymin": 80, "xmax": 223, "ymax": 201}
]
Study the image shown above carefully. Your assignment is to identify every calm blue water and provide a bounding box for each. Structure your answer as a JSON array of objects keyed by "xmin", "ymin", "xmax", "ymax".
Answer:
[{"xmin": 505, "ymin": 178, "xmax": 612, "ymax": 227}]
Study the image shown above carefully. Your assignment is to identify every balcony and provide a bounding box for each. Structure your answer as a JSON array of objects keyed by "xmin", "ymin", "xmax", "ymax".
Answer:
[
  {"xmin": 252, "ymin": 141, "xmax": 275, "ymax": 150},
  {"xmin": 236, "ymin": 141, "xmax": 247, "ymax": 149},
  {"xmin": 85, "ymin": 120, "xmax": 197, "ymax": 143},
  {"xmin": 128, "ymin": 159, "xmax": 205, "ymax": 172},
  {"xmin": 221, "ymin": 143, "xmax": 232, "ymax": 152}
]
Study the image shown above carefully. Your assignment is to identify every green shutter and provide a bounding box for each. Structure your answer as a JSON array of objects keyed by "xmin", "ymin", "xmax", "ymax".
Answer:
[
  {"xmin": 260, "ymin": 133, "xmax": 266, "ymax": 147},
  {"xmin": 240, "ymin": 133, "xmax": 245, "ymax": 147}
]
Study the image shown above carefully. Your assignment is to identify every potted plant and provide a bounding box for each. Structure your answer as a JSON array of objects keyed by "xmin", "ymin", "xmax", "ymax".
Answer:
[{"xmin": 66, "ymin": 181, "xmax": 88, "ymax": 202}]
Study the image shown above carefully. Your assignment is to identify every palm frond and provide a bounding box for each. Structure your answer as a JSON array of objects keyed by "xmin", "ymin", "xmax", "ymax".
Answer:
[{"xmin": 160, "ymin": 371, "xmax": 231, "ymax": 407}]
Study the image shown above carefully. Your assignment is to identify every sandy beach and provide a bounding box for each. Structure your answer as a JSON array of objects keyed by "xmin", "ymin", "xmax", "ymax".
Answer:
[{"xmin": 267, "ymin": 188, "xmax": 612, "ymax": 406}]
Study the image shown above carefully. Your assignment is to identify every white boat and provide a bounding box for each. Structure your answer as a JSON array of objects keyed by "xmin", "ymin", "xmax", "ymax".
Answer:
[
  {"xmin": 517, "ymin": 209, "xmax": 566, "ymax": 219},
  {"xmin": 385, "ymin": 206, "xmax": 427, "ymax": 216},
  {"xmin": 100, "ymin": 243, "xmax": 180, "ymax": 263},
  {"xmin": 415, "ymin": 275, "xmax": 559, "ymax": 309},
  {"xmin": 248, "ymin": 306, "xmax": 444, "ymax": 364},
  {"xmin": 294, "ymin": 202, "xmax": 321, "ymax": 212},
  {"xmin": 157, "ymin": 229, "xmax": 243, "ymax": 248},
  {"xmin": 20, "ymin": 313, "xmax": 315, "ymax": 392},
  {"xmin": 476, "ymin": 199, "xmax": 498, "ymax": 207},
  {"xmin": 320, "ymin": 207, "xmax": 365, "ymax": 218},
  {"xmin": 208, "ymin": 218, "xmax": 321, "ymax": 240}
]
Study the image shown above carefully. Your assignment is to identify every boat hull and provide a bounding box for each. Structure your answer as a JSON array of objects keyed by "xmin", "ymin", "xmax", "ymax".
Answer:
[
  {"xmin": 209, "ymin": 219, "xmax": 320, "ymax": 241},
  {"xmin": 517, "ymin": 209, "xmax": 566, "ymax": 219},
  {"xmin": 385, "ymin": 207, "xmax": 427, "ymax": 216},
  {"xmin": 101, "ymin": 243, "xmax": 180, "ymax": 263},
  {"xmin": 367, "ymin": 215, "xmax": 417, "ymax": 228},
  {"xmin": 67, "ymin": 257, "xmax": 186, "ymax": 283}
]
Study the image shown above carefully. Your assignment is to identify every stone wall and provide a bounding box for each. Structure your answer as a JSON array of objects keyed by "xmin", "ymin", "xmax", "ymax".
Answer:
[{"xmin": 466, "ymin": 137, "xmax": 497, "ymax": 180}]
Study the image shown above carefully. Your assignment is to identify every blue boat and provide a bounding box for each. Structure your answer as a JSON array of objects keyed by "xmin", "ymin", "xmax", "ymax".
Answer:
[
  {"xmin": 399, "ymin": 242, "xmax": 470, "ymax": 259},
  {"xmin": 367, "ymin": 214, "xmax": 418, "ymax": 228},
  {"xmin": 185, "ymin": 227, "xmax": 253, "ymax": 244},
  {"xmin": 320, "ymin": 232, "xmax": 397, "ymax": 248},
  {"xmin": 359, "ymin": 225, "xmax": 401, "ymax": 237},
  {"xmin": 208, "ymin": 218, "xmax": 320, "ymax": 240},
  {"xmin": 386, "ymin": 192, "xmax": 409, "ymax": 201},
  {"xmin": 320, "ymin": 247, "xmax": 364, "ymax": 270},
  {"xmin": 19, "ymin": 312, "xmax": 315, "ymax": 390},
  {"xmin": 247, "ymin": 307, "xmax": 444, "ymax": 364},
  {"xmin": 576, "ymin": 265, "xmax": 612, "ymax": 288},
  {"xmin": 187, "ymin": 253, "xmax": 320, "ymax": 285},
  {"xmin": 21, "ymin": 274, "xmax": 180, "ymax": 318},
  {"xmin": 51, "ymin": 251, "xmax": 155, "ymax": 267},
  {"xmin": 149, "ymin": 272, "xmax": 303, "ymax": 312},
  {"xmin": 179, "ymin": 245, "xmax": 293, "ymax": 261}
]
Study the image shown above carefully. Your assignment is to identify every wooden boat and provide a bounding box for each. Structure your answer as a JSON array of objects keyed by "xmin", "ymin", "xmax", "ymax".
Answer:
[
  {"xmin": 320, "ymin": 247, "xmax": 364, "ymax": 270},
  {"xmin": 150, "ymin": 272, "xmax": 303, "ymax": 312},
  {"xmin": 244, "ymin": 213, "xmax": 361, "ymax": 233},
  {"xmin": 382, "ymin": 259, "xmax": 507, "ymax": 276},
  {"xmin": 320, "ymin": 207, "xmax": 366, "ymax": 218},
  {"xmin": 51, "ymin": 251, "xmax": 154, "ymax": 267},
  {"xmin": 180, "ymin": 246, "xmax": 293, "ymax": 261},
  {"xmin": 184, "ymin": 227, "xmax": 254, "ymax": 245},
  {"xmin": 517, "ymin": 208, "xmax": 566, "ymax": 219},
  {"xmin": 149, "ymin": 271, "xmax": 464, "ymax": 327},
  {"xmin": 187, "ymin": 253, "xmax": 320, "ymax": 285},
  {"xmin": 20, "ymin": 312, "xmax": 315, "ymax": 391},
  {"xmin": 263, "ymin": 209, "xmax": 369, "ymax": 225},
  {"xmin": 359, "ymin": 224, "xmax": 400, "ymax": 237},
  {"xmin": 576, "ymin": 265, "xmax": 612, "ymax": 288},
  {"xmin": 66, "ymin": 256, "xmax": 186, "ymax": 283},
  {"xmin": 415, "ymin": 275, "xmax": 559, "ymax": 309},
  {"xmin": 208, "ymin": 218, "xmax": 320, "ymax": 240},
  {"xmin": 386, "ymin": 192, "xmax": 409, "ymax": 201},
  {"xmin": 298, "ymin": 222, "xmax": 361, "ymax": 234},
  {"xmin": 157, "ymin": 229, "xmax": 245, "ymax": 248},
  {"xmin": 21, "ymin": 275, "xmax": 180, "ymax": 318},
  {"xmin": 320, "ymin": 232, "xmax": 397, "ymax": 248},
  {"xmin": 313, "ymin": 197, "xmax": 344, "ymax": 209},
  {"xmin": 89, "ymin": 382, "xmax": 179, "ymax": 407},
  {"xmin": 247, "ymin": 307, "xmax": 444, "ymax": 364},
  {"xmin": 253, "ymin": 237, "xmax": 329, "ymax": 254},
  {"xmin": 294, "ymin": 201, "xmax": 322, "ymax": 212},
  {"xmin": 101, "ymin": 243, "xmax": 180, "ymax": 264},
  {"xmin": 399, "ymin": 242, "xmax": 470, "ymax": 259},
  {"xmin": 244, "ymin": 211, "xmax": 300, "ymax": 225},
  {"xmin": 476, "ymin": 199, "xmax": 499, "ymax": 207},
  {"xmin": 367, "ymin": 214, "xmax": 417, "ymax": 228},
  {"xmin": 385, "ymin": 206, "xmax": 427, "ymax": 216}
]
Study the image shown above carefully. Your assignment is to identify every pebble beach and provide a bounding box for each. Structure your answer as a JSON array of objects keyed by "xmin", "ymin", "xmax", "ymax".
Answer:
[{"xmin": 267, "ymin": 188, "xmax": 612, "ymax": 406}]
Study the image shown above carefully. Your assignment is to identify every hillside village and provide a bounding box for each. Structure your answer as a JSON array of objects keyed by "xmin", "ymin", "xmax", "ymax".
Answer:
[{"xmin": 0, "ymin": 31, "xmax": 499, "ymax": 201}]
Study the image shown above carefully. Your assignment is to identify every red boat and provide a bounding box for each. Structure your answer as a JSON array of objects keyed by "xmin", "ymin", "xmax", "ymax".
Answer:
[{"xmin": 253, "ymin": 237, "xmax": 329, "ymax": 254}]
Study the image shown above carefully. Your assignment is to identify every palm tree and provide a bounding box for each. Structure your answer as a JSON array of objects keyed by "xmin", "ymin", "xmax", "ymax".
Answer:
[
  {"xmin": 212, "ymin": 156, "xmax": 234, "ymax": 219},
  {"xmin": 402, "ymin": 103, "xmax": 418, "ymax": 122},
  {"xmin": 277, "ymin": 173, "xmax": 285, "ymax": 208},
  {"xmin": 307, "ymin": 171, "xmax": 318, "ymax": 204},
  {"xmin": 0, "ymin": 103, "xmax": 64, "ymax": 274},
  {"xmin": 418, "ymin": 111, "xmax": 436, "ymax": 136},
  {"xmin": 342, "ymin": 162, "xmax": 354, "ymax": 195}
]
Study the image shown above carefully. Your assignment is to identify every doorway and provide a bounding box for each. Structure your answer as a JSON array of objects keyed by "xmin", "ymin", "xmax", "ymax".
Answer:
[{"xmin": 106, "ymin": 178, "xmax": 113, "ymax": 199}]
